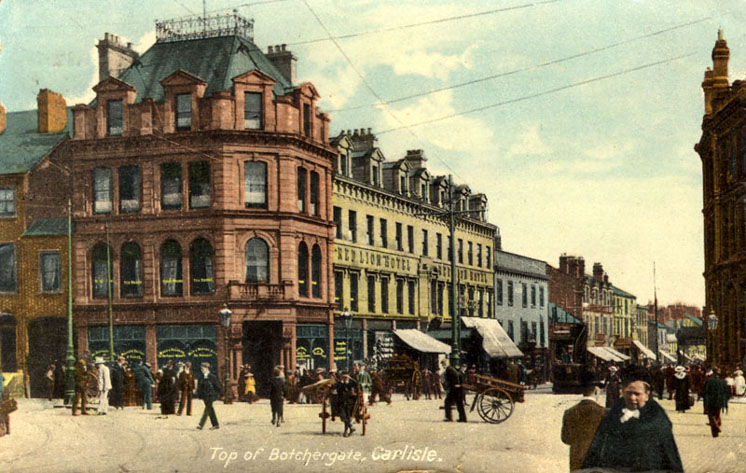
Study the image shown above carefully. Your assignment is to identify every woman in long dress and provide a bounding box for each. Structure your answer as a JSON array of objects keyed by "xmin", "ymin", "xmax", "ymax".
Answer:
[
  {"xmin": 673, "ymin": 366, "xmax": 690, "ymax": 413},
  {"xmin": 733, "ymin": 369, "xmax": 746, "ymax": 397}
]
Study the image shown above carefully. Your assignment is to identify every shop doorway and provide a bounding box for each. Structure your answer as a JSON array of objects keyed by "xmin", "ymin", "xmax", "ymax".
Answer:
[
  {"xmin": 28, "ymin": 317, "xmax": 66, "ymax": 397},
  {"xmin": 242, "ymin": 321, "xmax": 281, "ymax": 397}
]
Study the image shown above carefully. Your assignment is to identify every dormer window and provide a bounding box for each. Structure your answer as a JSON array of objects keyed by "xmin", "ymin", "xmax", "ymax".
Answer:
[
  {"xmin": 400, "ymin": 176, "xmax": 406, "ymax": 194},
  {"xmin": 421, "ymin": 183, "xmax": 427, "ymax": 199},
  {"xmin": 303, "ymin": 103, "xmax": 311, "ymax": 136},
  {"xmin": 107, "ymin": 99, "xmax": 123, "ymax": 136},
  {"xmin": 372, "ymin": 165, "xmax": 379, "ymax": 186},
  {"xmin": 176, "ymin": 93, "xmax": 192, "ymax": 130},
  {"xmin": 245, "ymin": 92, "xmax": 263, "ymax": 129}
]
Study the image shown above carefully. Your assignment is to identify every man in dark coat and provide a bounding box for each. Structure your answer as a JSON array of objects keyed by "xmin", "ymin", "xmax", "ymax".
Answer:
[
  {"xmin": 134, "ymin": 361, "xmax": 155, "ymax": 410},
  {"xmin": 270, "ymin": 367, "xmax": 285, "ymax": 427},
  {"xmin": 441, "ymin": 359, "xmax": 466, "ymax": 422},
  {"xmin": 582, "ymin": 366, "xmax": 683, "ymax": 472},
  {"xmin": 561, "ymin": 369, "xmax": 606, "ymax": 471},
  {"xmin": 652, "ymin": 363, "xmax": 665, "ymax": 400},
  {"xmin": 177, "ymin": 361, "xmax": 196, "ymax": 416},
  {"xmin": 334, "ymin": 370, "xmax": 359, "ymax": 437},
  {"xmin": 703, "ymin": 367, "xmax": 730, "ymax": 438},
  {"xmin": 72, "ymin": 358, "xmax": 90, "ymax": 416},
  {"xmin": 196, "ymin": 362, "xmax": 222, "ymax": 430},
  {"xmin": 53, "ymin": 362, "xmax": 66, "ymax": 399},
  {"xmin": 110, "ymin": 356, "xmax": 125, "ymax": 410}
]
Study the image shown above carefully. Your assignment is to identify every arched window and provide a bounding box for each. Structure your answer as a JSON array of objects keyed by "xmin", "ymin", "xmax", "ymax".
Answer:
[
  {"xmin": 245, "ymin": 238, "xmax": 269, "ymax": 283},
  {"xmin": 92, "ymin": 243, "xmax": 114, "ymax": 299},
  {"xmin": 161, "ymin": 240, "xmax": 183, "ymax": 296},
  {"xmin": 190, "ymin": 238, "xmax": 214, "ymax": 294},
  {"xmin": 298, "ymin": 242, "xmax": 309, "ymax": 297},
  {"xmin": 121, "ymin": 242, "xmax": 143, "ymax": 297},
  {"xmin": 311, "ymin": 244, "xmax": 321, "ymax": 298}
]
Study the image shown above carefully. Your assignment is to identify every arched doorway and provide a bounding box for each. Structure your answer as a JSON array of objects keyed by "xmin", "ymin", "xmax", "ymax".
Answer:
[
  {"xmin": 28, "ymin": 317, "xmax": 66, "ymax": 397},
  {"xmin": 0, "ymin": 313, "xmax": 17, "ymax": 372}
]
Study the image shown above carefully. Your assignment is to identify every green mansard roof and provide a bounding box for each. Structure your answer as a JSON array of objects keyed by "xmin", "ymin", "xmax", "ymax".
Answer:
[{"xmin": 117, "ymin": 35, "xmax": 294, "ymax": 102}]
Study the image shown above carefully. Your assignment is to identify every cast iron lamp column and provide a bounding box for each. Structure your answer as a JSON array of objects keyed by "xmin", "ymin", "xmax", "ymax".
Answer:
[
  {"xmin": 219, "ymin": 304, "xmax": 234, "ymax": 404},
  {"xmin": 707, "ymin": 309, "xmax": 718, "ymax": 365},
  {"xmin": 341, "ymin": 308, "xmax": 353, "ymax": 371}
]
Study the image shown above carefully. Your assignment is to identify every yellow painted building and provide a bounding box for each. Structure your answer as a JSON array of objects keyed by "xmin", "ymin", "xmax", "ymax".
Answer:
[{"xmin": 329, "ymin": 130, "xmax": 497, "ymax": 364}]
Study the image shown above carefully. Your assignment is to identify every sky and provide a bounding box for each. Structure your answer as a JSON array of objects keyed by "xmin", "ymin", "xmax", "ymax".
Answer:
[{"xmin": 1, "ymin": 0, "xmax": 742, "ymax": 307}]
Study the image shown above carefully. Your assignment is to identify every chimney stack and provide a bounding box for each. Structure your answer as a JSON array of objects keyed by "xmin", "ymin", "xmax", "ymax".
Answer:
[
  {"xmin": 266, "ymin": 43, "xmax": 297, "ymax": 85},
  {"xmin": 405, "ymin": 149, "xmax": 427, "ymax": 169},
  {"xmin": 37, "ymin": 89, "xmax": 67, "ymax": 133},
  {"xmin": 703, "ymin": 29, "xmax": 731, "ymax": 115},
  {"xmin": 0, "ymin": 102, "xmax": 5, "ymax": 135},
  {"xmin": 592, "ymin": 263, "xmax": 604, "ymax": 282},
  {"xmin": 97, "ymin": 32, "xmax": 139, "ymax": 82}
]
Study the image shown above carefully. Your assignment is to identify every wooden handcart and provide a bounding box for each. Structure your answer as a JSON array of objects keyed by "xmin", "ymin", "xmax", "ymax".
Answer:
[
  {"xmin": 301, "ymin": 379, "xmax": 370, "ymax": 435},
  {"xmin": 462, "ymin": 374, "xmax": 525, "ymax": 424}
]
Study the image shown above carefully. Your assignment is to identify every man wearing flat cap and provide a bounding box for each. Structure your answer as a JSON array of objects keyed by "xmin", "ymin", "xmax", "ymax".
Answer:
[
  {"xmin": 561, "ymin": 369, "xmax": 606, "ymax": 471},
  {"xmin": 582, "ymin": 366, "xmax": 683, "ymax": 472}
]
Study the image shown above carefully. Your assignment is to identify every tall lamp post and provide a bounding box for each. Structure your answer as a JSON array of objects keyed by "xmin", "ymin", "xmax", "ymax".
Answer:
[
  {"xmin": 707, "ymin": 309, "xmax": 718, "ymax": 365},
  {"xmin": 341, "ymin": 308, "xmax": 353, "ymax": 371},
  {"xmin": 219, "ymin": 304, "xmax": 234, "ymax": 405}
]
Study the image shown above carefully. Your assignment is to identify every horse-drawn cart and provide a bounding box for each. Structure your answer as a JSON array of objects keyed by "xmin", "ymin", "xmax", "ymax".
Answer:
[
  {"xmin": 301, "ymin": 379, "xmax": 369, "ymax": 435},
  {"xmin": 462, "ymin": 373, "xmax": 525, "ymax": 424},
  {"xmin": 381, "ymin": 353, "xmax": 421, "ymax": 400}
]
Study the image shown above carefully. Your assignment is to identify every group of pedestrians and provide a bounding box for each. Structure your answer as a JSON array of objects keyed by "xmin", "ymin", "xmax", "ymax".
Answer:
[{"xmin": 560, "ymin": 360, "xmax": 742, "ymax": 472}]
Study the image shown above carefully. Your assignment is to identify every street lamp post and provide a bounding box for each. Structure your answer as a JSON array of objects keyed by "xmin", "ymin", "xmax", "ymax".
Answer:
[
  {"xmin": 341, "ymin": 308, "xmax": 353, "ymax": 371},
  {"xmin": 219, "ymin": 304, "xmax": 233, "ymax": 405},
  {"xmin": 707, "ymin": 309, "xmax": 718, "ymax": 365}
]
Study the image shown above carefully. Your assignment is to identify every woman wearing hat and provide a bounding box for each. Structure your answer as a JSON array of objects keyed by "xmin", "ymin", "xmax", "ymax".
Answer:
[
  {"xmin": 672, "ymin": 366, "xmax": 690, "ymax": 413},
  {"xmin": 733, "ymin": 368, "xmax": 745, "ymax": 397}
]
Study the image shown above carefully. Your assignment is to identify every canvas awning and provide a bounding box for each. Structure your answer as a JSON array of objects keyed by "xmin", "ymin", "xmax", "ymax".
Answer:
[
  {"xmin": 587, "ymin": 346, "xmax": 615, "ymax": 361},
  {"xmin": 394, "ymin": 329, "xmax": 451, "ymax": 354},
  {"xmin": 659, "ymin": 350, "xmax": 677, "ymax": 363},
  {"xmin": 604, "ymin": 346, "xmax": 631, "ymax": 362},
  {"xmin": 632, "ymin": 340, "xmax": 656, "ymax": 360},
  {"xmin": 460, "ymin": 317, "xmax": 523, "ymax": 358}
]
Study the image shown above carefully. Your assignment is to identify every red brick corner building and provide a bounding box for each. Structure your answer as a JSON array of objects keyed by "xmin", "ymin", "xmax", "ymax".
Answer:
[{"xmin": 69, "ymin": 20, "xmax": 335, "ymax": 395}]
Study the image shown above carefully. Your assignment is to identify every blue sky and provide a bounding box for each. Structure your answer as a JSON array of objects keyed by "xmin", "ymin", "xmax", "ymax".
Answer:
[{"xmin": 1, "ymin": 0, "xmax": 740, "ymax": 306}]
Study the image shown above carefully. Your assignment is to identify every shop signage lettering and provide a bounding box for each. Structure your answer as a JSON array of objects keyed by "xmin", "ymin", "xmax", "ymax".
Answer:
[
  {"xmin": 158, "ymin": 348, "xmax": 186, "ymax": 358},
  {"xmin": 189, "ymin": 347, "xmax": 217, "ymax": 358},
  {"xmin": 312, "ymin": 346, "xmax": 326, "ymax": 358},
  {"xmin": 336, "ymin": 246, "xmax": 413, "ymax": 272},
  {"xmin": 296, "ymin": 346, "xmax": 310, "ymax": 361},
  {"xmin": 433, "ymin": 263, "xmax": 490, "ymax": 285},
  {"xmin": 121, "ymin": 349, "xmax": 145, "ymax": 359}
]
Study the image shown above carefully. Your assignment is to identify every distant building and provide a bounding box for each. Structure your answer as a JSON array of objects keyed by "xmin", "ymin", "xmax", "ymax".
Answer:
[{"xmin": 495, "ymin": 249, "xmax": 549, "ymax": 379}]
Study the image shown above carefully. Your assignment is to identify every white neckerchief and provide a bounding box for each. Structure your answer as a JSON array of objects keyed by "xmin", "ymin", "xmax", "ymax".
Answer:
[
  {"xmin": 620, "ymin": 408, "xmax": 640, "ymax": 423},
  {"xmin": 674, "ymin": 372, "xmax": 686, "ymax": 379}
]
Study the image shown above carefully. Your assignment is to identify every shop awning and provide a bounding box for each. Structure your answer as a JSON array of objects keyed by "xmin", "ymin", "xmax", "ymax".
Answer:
[
  {"xmin": 394, "ymin": 329, "xmax": 451, "ymax": 354},
  {"xmin": 659, "ymin": 350, "xmax": 677, "ymax": 363},
  {"xmin": 604, "ymin": 346, "xmax": 631, "ymax": 362},
  {"xmin": 587, "ymin": 346, "xmax": 615, "ymax": 361},
  {"xmin": 461, "ymin": 317, "xmax": 523, "ymax": 358},
  {"xmin": 632, "ymin": 340, "xmax": 656, "ymax": 360}
]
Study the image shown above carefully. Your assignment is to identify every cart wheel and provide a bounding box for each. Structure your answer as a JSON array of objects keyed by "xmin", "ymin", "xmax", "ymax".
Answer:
[
  {"xmin": 465, "ymin": 390, "xmax": 478, "ymax": 413},
  {"xmin": 411, "ymin": 370, "xmax": 422, "ymax": 400},
  {"xmin": 477, "ymin": 387, "xmax": 514, "ymax": 424}
]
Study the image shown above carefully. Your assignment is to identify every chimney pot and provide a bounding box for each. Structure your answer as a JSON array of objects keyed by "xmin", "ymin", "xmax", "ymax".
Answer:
[
  {"xmin": 281, "ymin": 43, "xmax": 287, "ymax": 51},
  {"xmin": 367, "ymin": 127, "xmax": 371, "ymax": 134},
  {"xmin": 127, "ymin": 42, "xmax": 132, "ymax": 49},
  {"xmin": 268, "ymin": 45, "xmax": 273, "ymax": 53}
]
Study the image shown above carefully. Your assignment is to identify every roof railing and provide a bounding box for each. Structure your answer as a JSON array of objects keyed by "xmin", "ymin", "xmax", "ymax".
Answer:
[{"xmin": 155, "ymin": 12, "xmax": 254, "ymax": 43}]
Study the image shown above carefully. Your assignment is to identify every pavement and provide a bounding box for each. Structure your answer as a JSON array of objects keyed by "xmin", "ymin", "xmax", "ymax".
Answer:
[{"xmin": 0, "ymin": 387, "xmax": 745, "ymax": 472}]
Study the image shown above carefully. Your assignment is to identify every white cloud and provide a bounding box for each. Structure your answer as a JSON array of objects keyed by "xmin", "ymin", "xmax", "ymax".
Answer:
[{"xmin": 508, "ymin": 123, "xmax": 550, "ymax": 156}]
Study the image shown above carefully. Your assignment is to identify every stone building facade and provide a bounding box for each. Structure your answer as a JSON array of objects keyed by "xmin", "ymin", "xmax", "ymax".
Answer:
[
  {"xmin": 696, "ymin": 30, "xmax": 746, "ymax": 367},
  {"xmin": 68, "ymin": 22, "xmax": 335, "ymax": 395}
]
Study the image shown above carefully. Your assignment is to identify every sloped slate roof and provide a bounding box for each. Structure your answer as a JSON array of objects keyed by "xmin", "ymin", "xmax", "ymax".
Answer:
[
  {"xmin": 117, "ymin": 35, "xmax": 293, "ymax": 102},
  {"xmin": 0, "ymin": 109, "xmax": 72, "ymax": 175},
  {"xmin": 683, "ymin": 313, "xmax": 703, "ymax": 326},
  {"xmin": 23, "ymin": 218, "xmax": 70, "ymax": 236},
  {"xmin": 612, "ymin": 285, "xmax": 636, "ymax": 298}
]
